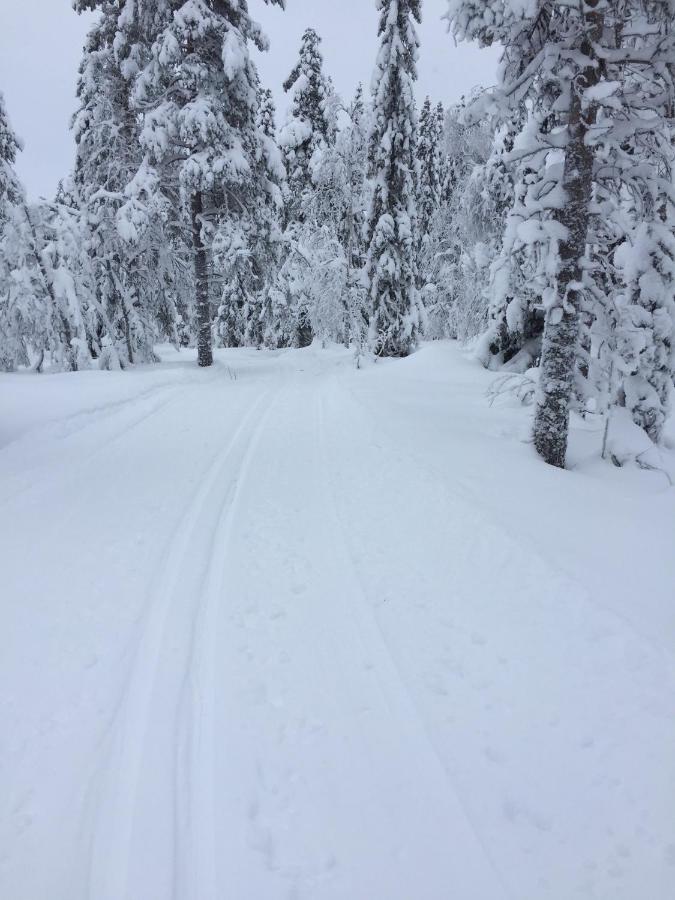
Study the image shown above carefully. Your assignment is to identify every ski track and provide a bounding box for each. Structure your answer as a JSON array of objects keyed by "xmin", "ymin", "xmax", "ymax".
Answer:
[
  {"xmin": 175, "ymin": 389, "xmax": 280, "ymax": 900},
  {"xmin": 86, "ymin": 387, "xmax": 278, "ymax": 900}
]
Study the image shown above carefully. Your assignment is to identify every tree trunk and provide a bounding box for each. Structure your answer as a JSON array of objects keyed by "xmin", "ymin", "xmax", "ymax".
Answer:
[
  {"xmin": 533, "ymin": 3, "xmax": 604, "ymax": 468},
  {"xmin": 191, "ymin": 191, "xmax": 213, "ymax": 368}
]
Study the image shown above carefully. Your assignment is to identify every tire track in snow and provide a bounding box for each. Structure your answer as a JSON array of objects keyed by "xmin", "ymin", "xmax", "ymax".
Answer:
[{"xmin": 86, "ymin": 387, "xmax": 276, "ymax": 900}]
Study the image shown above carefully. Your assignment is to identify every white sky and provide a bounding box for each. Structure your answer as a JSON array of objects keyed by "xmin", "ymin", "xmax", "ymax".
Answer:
[{"xmin": 0, "ymin": 0, "xmax": 499, "ymax": 199}]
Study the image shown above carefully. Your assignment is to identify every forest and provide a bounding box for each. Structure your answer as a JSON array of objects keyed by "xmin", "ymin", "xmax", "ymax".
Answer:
[
  {"xmin": 1, "ymin": 3, "xmax": 674, "ymax": 900},
  {"xmin": 1, "ymin": 0, "xmax": 673, "ymax": 468}
]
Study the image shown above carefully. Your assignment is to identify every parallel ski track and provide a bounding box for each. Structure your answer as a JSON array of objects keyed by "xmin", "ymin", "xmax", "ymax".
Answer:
[
  {"xmin": 86, "ymin": 385, "xmax": 279, "ymax": 900},
  {"xmin": 174, "ymin": 388, "xmax": 280, "ymax": 900}
]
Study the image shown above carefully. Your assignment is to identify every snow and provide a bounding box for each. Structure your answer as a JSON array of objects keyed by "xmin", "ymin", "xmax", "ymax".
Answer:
[{"xmin": 1, "ymin": 341, "xmax": 674, "ymax": 900}]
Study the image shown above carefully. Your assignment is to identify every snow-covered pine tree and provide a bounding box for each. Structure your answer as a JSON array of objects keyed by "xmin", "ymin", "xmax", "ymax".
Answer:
[
  {"xmin": 529, "ymin": 5, "xmax": 606, "ymax": 468},
  {"xmin": 602, "ymin": 4, "xmax": 675, "ymax": 446},
  {"xmin": 74, "ymin": 0, "xmax": 159, "ymax": 367},
  {"xmin": 131, "ymin": 0, "xmax": 284, "ymax": 367},
  {"xmin": 1, "ymin": 93, "xmax": 99, "ymax": 372},
  {"xmin": 452, "ymin": 2, "xmax": 605, "ymax": 468},
  {"xmin": 364, "ymin": 0, "xmax": 422, "ymax": 358},
  {"xmin": 448, "ymin": 0, "xmax": 675, "ymax": 466},
  {"xmin": 3, "ymin": 191, "xmax": 106, "ymax": 373},
  {"xmin": 478, "ymin": 112, "xmax": 547, "ymax": 371}
]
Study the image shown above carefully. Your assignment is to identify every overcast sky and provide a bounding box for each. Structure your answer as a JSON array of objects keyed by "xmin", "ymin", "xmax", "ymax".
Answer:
[{"xmin": 0, "ymin": 0, "xmax": 499, "ymax": 199}]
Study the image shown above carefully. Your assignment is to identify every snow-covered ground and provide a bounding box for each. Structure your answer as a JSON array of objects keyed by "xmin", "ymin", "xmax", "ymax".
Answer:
[{"xmin": 1, "ymin": 342, "xmax": 674, "ymax": 900}]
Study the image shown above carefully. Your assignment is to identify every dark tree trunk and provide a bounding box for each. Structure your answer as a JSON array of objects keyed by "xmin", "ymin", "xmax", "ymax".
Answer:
[
  {"xmin": 533, "ymin": 2, "xmax": 604, "ymax": 468},
  {"xmin": 191, "ymin": 191, "xmax": 213, "ymax": 368}
]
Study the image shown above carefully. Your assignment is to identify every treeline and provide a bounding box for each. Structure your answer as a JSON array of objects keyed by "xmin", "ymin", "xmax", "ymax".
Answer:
[{"xmin": 1, "ymin": 0, "xmax": 674, "ymax": 469}]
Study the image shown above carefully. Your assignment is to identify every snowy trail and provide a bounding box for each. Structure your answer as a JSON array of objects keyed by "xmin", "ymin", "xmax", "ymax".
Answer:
[
  {"xmin": 87, "ymin": 388, "xmax": 279, "ymax": 900},
  {"xmin": 87, "ymin": 361, "xmax": 509, "ymax": 899},
  {"xmin": 199, "ymin": 373, "xmax": 510, "ymax": 900},
  {"xmin": 1, "ymin": 344, "xmax": 674, "ymax": 900}
]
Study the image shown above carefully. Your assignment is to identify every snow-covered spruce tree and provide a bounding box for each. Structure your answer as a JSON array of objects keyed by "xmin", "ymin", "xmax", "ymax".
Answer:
[
  {"xmin": 424, "ymin": 104, "xmax": 500, "ymax": 342},
  {"xmin": 257, "ymin": 88, "xmax": 294, "ymax": 348},
  {"xmin": 417, "ymin": 97, "xmax": 444, "ymax": 242},
  {"xmin": 302, "ymin": 83, "xmax": 370, "ymax": 348},
  {"xmin": 364, "ymin": 0, "xmax": 422, "ymax": 358},
  {"xmin": 435, "ymin": 101, "xmax": 451, "ymax": 203},
  {"xmin": 614, "ymin": 197, "xmax": 675, "ymax": 445},
  {"xmin": 244, "ymin": 86, "xmax": 285, "ymax": 348},
  {"xmin": 131, "ymin": 0, "xmax": 284, "ymax": 367},
  {"xmin": 279, "ymin": 27, "xmax": 334, "ymax": 222},
  {"xmin": 341, "ymin": 84, "xmax": 371, "ymax": 357},
  {"xmin": 0, "ymin": 92, "xmax": 22, "ymax": 220},
  {"xmin": 0, "ymin": 91, "xmax": 30, "ymax": 370},
  {"xmin": 273, "ymin": 27, "xmax": 335, "ymax": 348},
  {"xmin": 266, "ymin": 83, "xmax": 370, "ymax": 353}
]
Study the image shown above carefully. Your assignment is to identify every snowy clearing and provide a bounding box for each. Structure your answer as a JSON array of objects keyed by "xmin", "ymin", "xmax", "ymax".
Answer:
[{"xmin": 1, "ymin": 342, "xmax": 674, "ymax": 900}]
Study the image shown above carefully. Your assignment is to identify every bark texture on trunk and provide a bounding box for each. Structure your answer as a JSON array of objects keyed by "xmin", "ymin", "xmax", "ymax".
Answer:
[
  {"xmin": 533, "ymin": 3, "xmax": 604, "ymax": 468},
  {"xmin": 191, "ymin": 191, "xmax": 213, "ymax": 368}
]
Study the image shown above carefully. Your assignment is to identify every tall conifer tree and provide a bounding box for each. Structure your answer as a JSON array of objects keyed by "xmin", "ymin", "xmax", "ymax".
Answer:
[
  {"xmin": 364, "ymin": 0, "xmax": 422, "ymax": 358},
  {"xmin": 280, "ymin": 27, "xmax": 333, "ymax": 221}
]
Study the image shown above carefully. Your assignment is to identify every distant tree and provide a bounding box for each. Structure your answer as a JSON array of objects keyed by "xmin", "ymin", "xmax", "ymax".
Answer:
[
  {"xmin": 279, "ymin": 27, "xmax": 334, "ymax": 223},
  {"xmin": 417, "ymin": 97, "xmax": 444, "ymax": 244},
  {"xmin": 364, "ymin": 0, "xmax": 422, "ymax": 358},
  {"xmin": 0, "ymin": 91, "xmax": 30, "ymax": 370},
  {"xmin": 421, "ymin": 103, "xmax": 497, "ymax": 342}
]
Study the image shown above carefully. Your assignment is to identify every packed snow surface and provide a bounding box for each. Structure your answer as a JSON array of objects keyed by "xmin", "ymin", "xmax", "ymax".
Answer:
[{"xmin": 1, "ymin": 342, "xmax": 674, "ymax": 900}]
